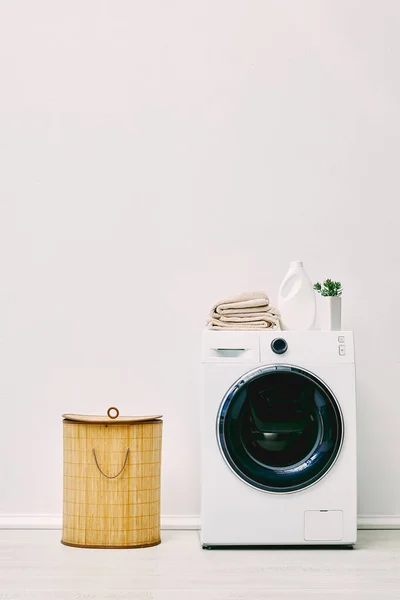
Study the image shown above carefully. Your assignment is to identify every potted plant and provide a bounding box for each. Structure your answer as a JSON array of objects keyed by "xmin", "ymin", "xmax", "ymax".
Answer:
[{"xmin": 314, "ymin": 279, "xmax": 343, "ymax": 331}]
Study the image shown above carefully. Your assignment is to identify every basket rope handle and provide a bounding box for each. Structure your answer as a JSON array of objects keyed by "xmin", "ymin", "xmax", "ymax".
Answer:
[
  {"xmin": 107, "ymin": 406, "xmax": 119, "ymax": 419},
  {"xmin": 92, "ymin": 448, "xmax": 130, "ymax": 479}
]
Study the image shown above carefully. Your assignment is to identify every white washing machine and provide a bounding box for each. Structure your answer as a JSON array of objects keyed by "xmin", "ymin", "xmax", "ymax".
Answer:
[{"xmin": 201, "ymin": 330, "xmax": 357, "ymax": 547}]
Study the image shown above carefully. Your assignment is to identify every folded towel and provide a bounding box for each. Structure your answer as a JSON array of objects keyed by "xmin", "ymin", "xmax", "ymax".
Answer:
[
  {"xmin": 207, "ymin": 319, "xmax": 271, "ymax": 330},
  {"xmin": 210, "ymin": 306, "xmax": 279, "ymax": 319},
  {"xmin": 211, "ymin": 291, "xmax": 269, "ymax": 316},
  {"xmin": 207, "ymin": 317, "xmax": 280, "ymax": 330},
  {"xmin": 207, "ymin": 291, "xmax": 280, "ymax": 330},
  {"xmin": 218, "ymin": 312, "xmax": 280, "ymax": 324},
  {"xmin": 212, "ymin": 305, "xmax": 271, "ymax": 317}
]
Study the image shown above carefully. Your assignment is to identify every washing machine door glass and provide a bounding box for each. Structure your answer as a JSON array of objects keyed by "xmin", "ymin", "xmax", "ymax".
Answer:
[{"xmin": 218, "ymin": 365, "xmax": 343, "ymax": 493}]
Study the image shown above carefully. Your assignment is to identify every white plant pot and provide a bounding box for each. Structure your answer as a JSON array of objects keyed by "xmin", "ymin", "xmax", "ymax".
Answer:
[{"xmin": 319, "ymin": 296, "xmax": 342, "ymax": 331}]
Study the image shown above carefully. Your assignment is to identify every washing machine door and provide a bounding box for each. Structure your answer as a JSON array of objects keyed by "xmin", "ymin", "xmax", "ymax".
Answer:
[{"xmin": 217, "ymin": 365, "xmax": 344, "ymax": 493}]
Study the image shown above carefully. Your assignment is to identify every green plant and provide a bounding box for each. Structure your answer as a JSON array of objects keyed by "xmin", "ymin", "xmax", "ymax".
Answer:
[{"xmin": 314, "ymin": 279, "xmax": 343, "ymax": 297}]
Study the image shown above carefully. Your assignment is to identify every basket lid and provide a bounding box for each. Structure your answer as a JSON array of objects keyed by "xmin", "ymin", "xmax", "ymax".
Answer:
[{"xmin": 62, "ymin": 406, "xmax": 162, "ymax": 424}]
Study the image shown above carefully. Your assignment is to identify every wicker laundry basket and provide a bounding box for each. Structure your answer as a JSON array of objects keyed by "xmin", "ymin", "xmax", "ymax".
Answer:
[{"xmin": 62, "ymin": 407, "xmax": 162, "ymax": 549}]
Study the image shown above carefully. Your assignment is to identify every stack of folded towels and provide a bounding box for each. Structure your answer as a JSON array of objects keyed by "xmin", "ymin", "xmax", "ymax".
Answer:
[{"xmin": 207, "ymin": 291, "xmax": 280, "ymax": 330}]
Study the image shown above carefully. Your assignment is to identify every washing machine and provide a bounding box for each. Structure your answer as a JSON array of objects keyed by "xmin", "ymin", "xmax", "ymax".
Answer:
[{"xmin": 201, "ymin": 330, "xmax": 357, "ymax": 547}]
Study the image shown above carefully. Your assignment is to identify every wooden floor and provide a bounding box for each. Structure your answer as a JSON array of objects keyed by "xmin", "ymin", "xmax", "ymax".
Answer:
[{"xmin": 0, "ymin": 530, "xmax": 399, "ymax": 599}]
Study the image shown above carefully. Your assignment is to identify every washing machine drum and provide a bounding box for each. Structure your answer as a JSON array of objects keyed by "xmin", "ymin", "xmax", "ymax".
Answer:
[{"xmin": 218, "ymin": 366, "xmax": 344, "ymax": 493}]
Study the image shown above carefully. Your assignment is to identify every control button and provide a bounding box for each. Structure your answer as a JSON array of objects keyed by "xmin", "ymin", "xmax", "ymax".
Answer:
[
  {"xmin": 338, "ymin": 335, "xmax": 345, "ymax": 343},
  {"xmin": 271, "ymin": 338, "xmax": 288, "ymax": 355},
  {"xmin": 339, "ymin": 345, "xmax": 346, "ymax": 356}
]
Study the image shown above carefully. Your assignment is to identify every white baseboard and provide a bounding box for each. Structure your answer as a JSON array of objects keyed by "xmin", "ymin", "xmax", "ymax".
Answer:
[
  {"xmin": 160, "ymin": 515, "xmax": 201, "ymax": 530},
  {"xmin": 357, "ymin": 515, "xmax": 400, "ymax": 529},
  {"xmin": 0, "ymin": 514, "xmax": 62, "ymax": 529},
  {"xmin": 0, "ymin": 514, "xmax": 399, "ymax": 530},
  {"xmin": 0, "ymin": 514, "xmax": 201, "ymax": 530}
]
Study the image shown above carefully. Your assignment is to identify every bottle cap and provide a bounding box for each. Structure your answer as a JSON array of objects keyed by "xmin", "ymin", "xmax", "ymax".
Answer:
[{"xmin": 290, "ymin": 261, "xmax": 303, "ymax": 267}]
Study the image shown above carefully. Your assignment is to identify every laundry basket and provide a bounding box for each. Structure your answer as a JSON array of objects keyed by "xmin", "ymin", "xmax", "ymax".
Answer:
[{"xmin": 62, "ymin": 407, "xmax": 162, "ymax": 548}]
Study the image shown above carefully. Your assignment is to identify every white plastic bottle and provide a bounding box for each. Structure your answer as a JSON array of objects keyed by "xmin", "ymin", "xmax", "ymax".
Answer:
[{"xmin": 278, "ymin": 261, "xmax": 316, "ymax": 330}]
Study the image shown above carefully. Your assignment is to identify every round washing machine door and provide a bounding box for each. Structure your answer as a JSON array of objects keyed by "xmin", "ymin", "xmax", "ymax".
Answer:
[{"xmin": 217, "ymin": 365, "xmax": 344, "ymax": 493}]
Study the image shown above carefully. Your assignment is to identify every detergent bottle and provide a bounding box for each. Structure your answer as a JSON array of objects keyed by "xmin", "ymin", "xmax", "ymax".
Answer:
[{"xmin": 278, "ymin": 261, "xmax": 316, "ymax": 330}]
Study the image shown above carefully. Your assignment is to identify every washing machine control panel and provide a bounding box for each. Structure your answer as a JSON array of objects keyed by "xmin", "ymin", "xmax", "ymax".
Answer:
[{"xmin": 257, "ymin": 331, "xmax": 355, "ymax": 364}]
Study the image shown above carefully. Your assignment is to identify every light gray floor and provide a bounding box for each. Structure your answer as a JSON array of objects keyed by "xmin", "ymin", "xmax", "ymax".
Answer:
[{"xmin": 0, "ymin": 530, "xmax": 399, "ymax": 599}]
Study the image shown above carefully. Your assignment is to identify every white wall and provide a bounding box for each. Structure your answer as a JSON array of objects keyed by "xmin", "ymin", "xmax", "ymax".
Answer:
[{"xmin": 0, "ymin": 0, "xmax": 399, "ymax": 526}]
